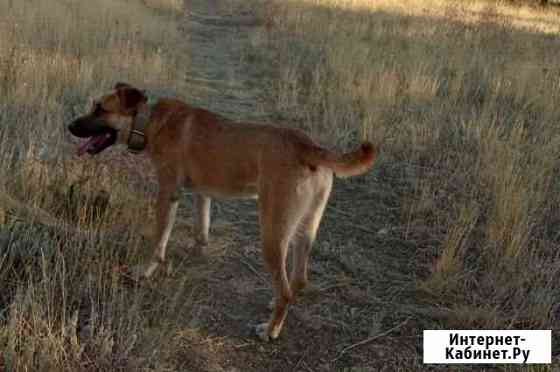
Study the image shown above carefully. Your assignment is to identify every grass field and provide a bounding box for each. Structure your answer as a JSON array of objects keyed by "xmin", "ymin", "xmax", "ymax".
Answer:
[
  {"xmin": 252, "ymin": 0, "xmax": 560, "ymax": 366},
  {"xmin": 257, "ymin": 0, "xmax": 560, "ymax": 329},
  {"xmin": 1, "ymin": 0, "xmax": 559, "ymax": 370},
  {"xmin": 0, "ymin": 1, "xmax": 188, "ymax": 370}
]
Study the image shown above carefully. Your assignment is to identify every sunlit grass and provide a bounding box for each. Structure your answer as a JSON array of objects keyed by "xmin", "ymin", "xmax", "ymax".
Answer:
[
  {"xmin": 0, "ymin": 0, "xmax": 189, "ymax": 369},
  {"xmin": 257, "ymin": 0, "xmax": 560, "ymax": 331}
]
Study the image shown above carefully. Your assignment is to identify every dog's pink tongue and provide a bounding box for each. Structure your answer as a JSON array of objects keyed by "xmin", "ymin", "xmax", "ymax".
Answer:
[
  {"xmin": 77, "ymin": 137, "xmax": 97, "ymax": 156},
  {"xmin": 77, "ymin": 134, "xmax": 110, "ymax": 156}
]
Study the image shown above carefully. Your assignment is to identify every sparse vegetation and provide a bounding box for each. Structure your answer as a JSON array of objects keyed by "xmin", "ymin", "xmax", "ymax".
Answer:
[
  {"xmin": 1, "ymin": 0, "xmax": 559, "ymax": 370},
  {"xmin": 255, "ymin": 0, "xmax": 560, "ymax": 364},
  {"xmin": 0, "ymin": 0, "xmax": 188, "ymax": 370}
]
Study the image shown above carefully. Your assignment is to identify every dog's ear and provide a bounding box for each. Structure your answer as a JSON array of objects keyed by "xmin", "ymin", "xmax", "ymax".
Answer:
[
  {"xmin": 116, "ymin": 87, "xmax": 147, "ymax": 112},
  {"xmin": 114, "ymin": 82, "xmax": 133, "ymax": 90}
]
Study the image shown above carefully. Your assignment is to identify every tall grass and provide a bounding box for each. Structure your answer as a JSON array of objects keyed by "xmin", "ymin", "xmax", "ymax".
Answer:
[
  {"xmin": 0, "ymin": 0, "xmax": 192, "ymax": 369},
  {"xmin": 2, "ymin": 0, "xmax": 560, "ymax": 368},
  {"xmin": 256, "ymin": 0, "xmax": 560, "ymax": 330}
]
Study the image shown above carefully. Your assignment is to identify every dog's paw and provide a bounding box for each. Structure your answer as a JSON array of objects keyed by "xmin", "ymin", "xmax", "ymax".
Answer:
[
  {"xmin": 126, "ymin": 264, "xmax": 151, "ymax": 282},
  {"xmin": 255, "ymin": 322, "xmax": 282, "ymax": 342},
  {"xmin": 254, "ymin": 322, "xmax": 271, "ymax": 342},
  {"xmin": 120, "ymin": 261, "xmax": 165, "ymax": 282}
]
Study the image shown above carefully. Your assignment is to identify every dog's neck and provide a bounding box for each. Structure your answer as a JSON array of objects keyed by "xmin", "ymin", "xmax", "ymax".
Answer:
[{"xmin": 127, "ymin": 103, "xmax": 153, "ymax": 153}]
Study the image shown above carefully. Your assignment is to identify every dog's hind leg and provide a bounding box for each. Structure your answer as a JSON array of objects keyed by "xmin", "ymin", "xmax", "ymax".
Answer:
[
  {"xmin": 192, "ymin": 194, "xmax": 211, "ymax": 256},
  {"xmin": 143, "ymin": 185, "xmax": 180, "ymax": 278},
  {"xmin": 255, "ymin": 225, "xmax": 296, "ymax": 341},
  {"xmin": 265, "ymin": 172, "xmax": 333, "ymax": 311},
  {"xmin": 255, "ymin": 179, "xmax": 307, "ymax": 341},
  {"xmin": 290, "ymin": 174, "xmax": 332, "ymax": 299}
]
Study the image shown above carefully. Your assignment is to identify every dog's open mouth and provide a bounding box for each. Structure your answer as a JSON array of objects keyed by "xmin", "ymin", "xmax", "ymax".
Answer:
[{"xmin": 77, "ymin": 129, "xmax": 117, "ymax": 156}]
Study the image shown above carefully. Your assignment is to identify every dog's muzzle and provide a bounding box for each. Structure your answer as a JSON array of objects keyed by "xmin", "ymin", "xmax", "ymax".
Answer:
[{"xmin": 67, "ymin": 117, "xmax": 117, "ymax": 156}]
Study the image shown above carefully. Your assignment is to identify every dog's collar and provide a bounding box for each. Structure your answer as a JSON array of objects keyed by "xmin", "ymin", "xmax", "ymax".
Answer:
[{"xmin": 127, "ymin": 103, "xmax": 153, "ymax": 153}]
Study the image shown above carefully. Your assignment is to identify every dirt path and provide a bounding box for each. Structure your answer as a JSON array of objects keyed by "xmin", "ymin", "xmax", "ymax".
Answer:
[
  {"xmin": 181, "ymin": 0, "xmax": 268, "ymax": 121},
  {"xmin": 145, "ymin": 1, "xmax": 419, "ymax": 371}
]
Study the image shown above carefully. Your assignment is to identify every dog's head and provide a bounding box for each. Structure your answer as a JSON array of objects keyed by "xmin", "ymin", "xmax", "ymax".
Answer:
[{"xmin": 68, "ymin": 82, "xmax": 147, "ymax": 156}]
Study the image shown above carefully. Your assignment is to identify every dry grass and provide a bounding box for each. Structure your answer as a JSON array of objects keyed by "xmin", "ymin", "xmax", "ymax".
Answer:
[
  {"xmin": 254, "ymin": 0, "xmax": 560, "ymax": 348},
  {"xmin": 2, "ymin": 0, "xmax": 560, "ymax": 369},
  {"xmin": 143, "ymin": 0, "xmax": 184, "ymax": 12},
  {"xmin": 0, "ymin": 0, "xmax": 190, "ymax": 370}
]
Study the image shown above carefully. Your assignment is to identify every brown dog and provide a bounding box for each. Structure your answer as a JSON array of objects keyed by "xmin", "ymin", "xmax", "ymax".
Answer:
[{"xmin": 68, "ymin": 82, "xmax": 377, "ymax": 341}]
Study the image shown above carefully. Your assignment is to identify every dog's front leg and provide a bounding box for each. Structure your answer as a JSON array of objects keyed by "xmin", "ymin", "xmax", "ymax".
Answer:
[
  {"xmin": 143, "ymin": 187, "xmax": 180, "ymax": 278},
  {"xmin": 192, "ymin": 194, "xmax": 211, "ymax": 256}
]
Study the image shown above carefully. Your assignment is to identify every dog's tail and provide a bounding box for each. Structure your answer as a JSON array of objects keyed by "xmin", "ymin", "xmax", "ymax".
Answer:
[{"xmin": 302, "ymin": 142, "xmax": 377, "ymax": 178}]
